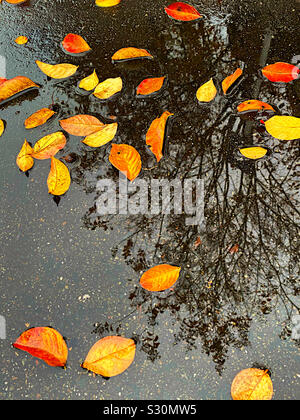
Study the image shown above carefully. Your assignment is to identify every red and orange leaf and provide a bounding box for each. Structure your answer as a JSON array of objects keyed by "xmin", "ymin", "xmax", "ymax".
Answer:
[
  {"xmin": 262, "ymin": 62, "xmax": 299, "ymax": 83},
  {"xmin": 231, "ymin": 368, "xmax": 273, "ymax": 400},
  {"xmin": 25, "ymin": 108, "xmax": 55, "ymax": 129},
  {"xmin": 237, "ymin": 100, "xmax": 275, "ymax": 113},
  {"xmin": 13, "ymin": 327, "xmax": 68, "ymax": 367},
  {"xmin": 0, "ymin": 78, "xmax": 8, "ymax": 87},
  {"xmin": 109, "ymin": 143, "xmax": 142, "ymax": 181},
  {"xmin": 82, "ymin": 336, "xmax": 136, "ymax": 377},
  {"xmin": 47, "ymin": 157, "xmax": 71, "ymax": 196},
  {"xmin": 62, "ymin": 33, "xmax": 91, "ymax": 54},
  {"xmin": 137, "ymin": 77, "xmax": 166, "ymax": 96},
  {"xmin": 31, "ymin": 132, "xmax": 67, "ymax": 160},
  {"xmin": 0, "ymin": 76, "xmax": 39, "ymax": 104},
  {"xmin": 16, "ymin": 140, "xmax": 34, "ymax": 172},
  {"xmin": 15, "ymin": 36, "xmax": 28, "ymax": 45},
  {"xmin": 165, "ymin": 2, "xmax": 202, "ymax": 21},
  {"xmin": 112, "ymin": 47, "xmax": 153, "ymax": 62},
  {"xmin": 59, "ymin": 114, "xmax": 104, "ymax": 136},
  {"xmin": 222, "ymin": 68, "xmax": 243, "ymax": 94},
  {"xmin": 140, "ymin": 264, "xmax": 181, "ymax": 292},
  {"xmin": 146, "ymin": 111, "xmax": 173, "ymax": 162}
]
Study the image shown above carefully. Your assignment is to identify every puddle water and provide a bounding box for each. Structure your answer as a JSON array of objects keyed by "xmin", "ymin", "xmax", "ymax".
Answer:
[{"xmin": 0, "ymin": 0, "xmax": 299, "ymax": 400}]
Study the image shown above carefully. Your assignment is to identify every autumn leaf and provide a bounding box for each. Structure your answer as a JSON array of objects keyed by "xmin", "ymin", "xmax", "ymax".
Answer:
[
  {"xmin": 262, "ymin": 62, "xmax": 299, "ymax": 83},
  {"xmin": 5, "ymin": 0, "xmax": 27, "ymax": 3},
  {"xmin": 47, "ymin": 157, "xmax": 71, "ymax": 196},
  {"xmin": 222, "ymin": 68, "xmax": 243, "ymax": 94},
  {"xmin": 82, "ymin": 336, "xmax": 136, "ymax": 377},
  {"xmin": 112, "ymin": 47, "xmax": 153, "ymax": 62},
  {"xmin": 196, "ymin": 78, "xmax": 217, "ymax": 103},
  {"xmin": 239, "ymin": 146, "xmax": 268, "ymax": 160},
  {"xmin": 109, "ymin": 143, "xmax": 142, "ymax": 181},
  {"xmin": 36, "ymin": 60, "xmax": 78, "ymax": 79},
  {"xmin": 15, "ymin": 36, "xmax": 28, "ymax": 45},
  {"xmin": 237, "ymin": 100, "xmax": 275, "ymax": 113},
  {"xmin": 136, "ymin": 77, "xmax": 166, "ymax": 96},
  {"xmin": 59, "ymin": 114, "xmax": 104, "ymax": 136},
  {"xmin": 231, "ymin": 368, "xmax": 273, "ymax": 400},
  {"xmin": 140, "ymin": 264, "xmax": 181, "ymax": 292},
  {"xmin": 62, "ymin": 33, "xmax": 91, "ymax": 54},
  {"xmin": 0, "ymin": 119, "xmax": 4, "ymax": 137},
  {"xmin": 31, "ymin": 132, "xmax": 67, "ymax": 160},
  {"xmin": 79, "ymin": 70, "xmax": 99, "ymax": 91},
  {"xmin": 165, "ymin": 2, "xmax": 202, "ymax": 21},
  {"xmin": 16, "ymin": 140, "xmax": 34, "ymax": 172},
  {"xmin": 13, "ymin": 327, "xmax": 68, "ymax": 367},
  {"xmin": 265, "ymin": 115, "xmax": 300, "ymax": 141},
  {"xmin": 96, "ymin": 0, "xmax": 121, "ymax": 6},
  {"xmin": 82, "ymin": 123, "xmax": 118, "ymax": 147},
  {"xmin": 25, "ymin": 108, "xmax": 56, "ymax": 129},
  {"xmin": 93, "ymin": 77, "xmax": 123, "ymax": 100},
  {"xmin": 0, "ymin": 76, "xmax": 39, "ymax": 104},
  {"xmin": 146, "ymin": 111, "xmax": 173, "ymax": 162}
]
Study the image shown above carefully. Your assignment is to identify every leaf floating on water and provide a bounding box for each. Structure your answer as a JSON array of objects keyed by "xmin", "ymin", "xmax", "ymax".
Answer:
[
  {"xmin": 13, "ymin": 327, "xmax": 68, "ymax": 367},
  {"xmin": 262, "ymin": 62, "xmax": 299, "ymax": 83},
  {"xmin": 25, "ymin": 108, "xmax": 56, "ymax": 129},
  {"xmin": 59, "ymin": 114, "xmax": 104, "ymax": 136},
  {"xmin": 196, "ymin": 78, "xmax": 217, "ymax": 103},
  {"xmin": 82, "ymin": 336, "xmax": 136, "ymax": 377},
  {"xmin": 16, "ymin": 140, "xmax": 34, "ymax": 172},
  {"xmin": 231, "ymin": 368, "xmax": 273, "ymax": 400},
  {"xmin": 47, "ymin": 157, "xmax": 71, "ymax": 196},
  {"xmin": 0, "ymin": 119, "xmax": 4, "ymax": 137},
  {"xmin": 82, "ymin": 123, "xmax": 118, "ymax": 147},
  {"xmin": 265, "ymin": 116, "xmax": 300, "ymax": 141},
  {"xmin": 165, "ymin": 2, "xmax": 202, "ymax": 21},
  {"xmin": 31, "ymin": 132, "xmax": 67, "ymax": 160},
  {"xmin": 112, "ymin": 47, "xmax": 153, "ymax": 62},
  {"xmin": 96, "ymin": 0, "xmax": 121, "ymax": 6},
  {"xmin": 36, "ymin": 60, "xmax": 78, "ymax": 79},
  {"xmin": 62, "ymin": 33, "xmax": 91, "ymax": 54},
  {"xmin": 0, "ymin": 76, "xmax": 39, "ymax": 104},
  {"xmin": 237, "ymin": 100, "xmax": 275, "ymax": 113},
  {"xmin": 136, "ymin": 77, "xmax": 166, "ymax": 96},
  {"xmin": 239, "ymin": 147, "xmax": 268, "ymax": 160},
  {"xmin": 93, "ymin": 77, "xmax": 123, "ymax": 100},
  {"xmin": 15, "ymin": 36, "xmax": 28, "ymax": 45},
  {"xmin": 5, "ymin": 0, "xmax": 27, "ymax": 3},
  {"xmin": 79, "ymin": 70, "xmax": 99, "ymax": 91},
  {"xmin": 140, "ymin": 264, "xmax": 181, "ymax": 292},
  {"xmin": 146, "ymin": 111, "xmax": 173, "ymax": 162},
  {"xmin": 109, "ymin": 143, "xmax": 142, "ymax": 181},
  {"xmin": 222, "ymin": 68, "xmax": 243, "ymax": 94}
]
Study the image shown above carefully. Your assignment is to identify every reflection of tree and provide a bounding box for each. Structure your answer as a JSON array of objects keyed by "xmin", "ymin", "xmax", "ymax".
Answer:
[{"xmin": 71, "ymin": 1, "xmax": 300, "ymax": 373}]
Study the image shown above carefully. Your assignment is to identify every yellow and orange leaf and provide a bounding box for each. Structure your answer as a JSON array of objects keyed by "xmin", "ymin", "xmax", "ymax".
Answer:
[
  {"xmin": 31, "ymin": 132, "xmax": 67, "ymax": 160},
  {"xmin": 137, "ymin": 77, "xmax": 166, "ymax": 96},
  {"xmin": 146, "ymin": 111, "xmax": 173, "ymax": 162},
  {"xmin": 237, "ymin": 100, "xmax": 275, "ymax": 113},
  {"xmin": 0, "ymin": 119, "xmax": 4, "ymax": 137},
  {"xmin": 13, "ymin": 327, "xmax": 68, "ymax": 367},
  {"xmin": 196, "ymin": 78, "xmax": 217, "ymax": 103},
  {"xmin": 109, "ymin": 143, "xmax": 142, "ymax": 181},
  {"xmin": 59, "ymin": 114, "xmax": 104, "ymax": 136},
  {"xmin": 15, "ymin": 36, "xmax": 28, "ymax": 45},
  {"xmin": 93, "ymin": 77, "xmax": 123, "ymax": 100},
  {"xmin": 231, "ymin": 368, "xmax": 273, "ymax": 400},
  {"xmin": 0, "ymin": 76, "xmax": 39, "ymax": 104},
  {"xmin": 112, "ymin": 47, "xmax": 153, "ymax": 62},
  {"xmin": 79, "ymin": 70, "xmax": 99, "ymax": 91},
  {"xmin": 25, "ymin": 108, "xmax": 55, "ymax": 129},
  {"xmin": 82, "ymin": 336, "xmax": 136, "ymax": 377},
  {"xmin": 82, "ymin": 123, "xmax": 118, "ymax": 147},
  {"xmin": 140, "ymin": 264, "xmax": 181, "ymax": 292},
  {"xmin": 265, "ymin": 116, "xmax": 300, "ymax": 141},
  {"xmin": 36, "ymin": 60, "xmax": 78, "ymax": 79},
  {"xmin": 222, "ymin": 68, "xmax": 243, "ymax": 94},
  {"xmin": 16, "ymin": 140, "xmax": 34, "ymax": 172},
  {"xmin": 47, "ymin": 157, "xmax": 71, "ymax": 196}
]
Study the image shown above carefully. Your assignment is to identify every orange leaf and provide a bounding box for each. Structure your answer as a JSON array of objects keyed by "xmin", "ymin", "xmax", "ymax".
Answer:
[
  {"xmin": 31, "ymin": 132, "xmax": 67, "ymax": 160},
  {"xmin": 140, "ymin": 264, "xmax": 181, "ymax": 292},
  {"xmin": 262, "ymin": 62, "xmax": 299, "ymax": 83},
  {"xmin": 59, "ymin": 114, "xmax": 104, "ymax": 136},
  {"xmin": 237, "ymin": 100, "xmax": 275, "ymax": 113},
  {"xmin": 13, "ymin": 327, "xmax": 68, "ymax": 367},
  {"xmin": 222, "ymin": 68, "xmax": 243, "ymax": 94},
  {"xmin": 231, "ymin": 368, "xmax": 273, "ymax": 400},
  {"xmin": 47, "ymin": 157, "xmax": 71, "ymax": 196},
  {"xmin": 109, "ymin": 143, "xmax": 142, "ymax": 181},
  {"xmin": 16, "ymin": 140, "xmax": 34, "ymax": 172},
  {"xmin": 15, "ymin": 36, "xmax": 28, "ymax": 45},
  {"xmin": 165, "ymin": 2, "xmax": 202, "ymax": 21},
  {"xmin": 62, "ymin": 33, "xmax": 91, "ymax": 54},
  {"xmin": 112, "ymin": 47, "xmax": 153, "ymax": 62},
  {"xmin": 0, "ymin": 76, "xmax": 39, "ymax": 104},
  {"xmin": 25, "ymin": 108, "xmax": 55, "ymax": 129},
  {"xmin": 82, "ymin": 336, "xmax": 136, "ymax": 377},
  {"xmin": 137, "ymin": 77, "xmax": 166, "ymax": 96},
  {"xmin": 36, "ymin": 60, "xmax": 78, "ymax": 79},
  {"xmin": 146, "ymin": 111, "xmax": 173, "ymax": 162},
  {"xmin": 6, "ymin": 0, "xmax": 27, "ymax": 3}
]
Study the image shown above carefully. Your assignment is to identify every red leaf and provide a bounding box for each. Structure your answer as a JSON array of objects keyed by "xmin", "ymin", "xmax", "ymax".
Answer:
[
  {"xmin": 262, "ymin": 62, "xmax": 299, "ymax": 83},
  {"xmin": 62, "ymin": 34, "xmax": 91, "ymax": 54},
  {"xmin": 165, "ymin": 2, "xmax": 202, "ymax": 21}
]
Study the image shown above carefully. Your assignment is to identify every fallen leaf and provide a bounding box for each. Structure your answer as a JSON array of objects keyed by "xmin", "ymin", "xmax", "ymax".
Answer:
[
  {"xmin": 262, "ymin": 62, "xmax": 299, "ymax": 83},
  {"xmin": 16, "ymin": 140, "xmax": 34, "ymax": 172},
  {"xmin": 239, "ymin": 146, "xmax": 268, "ymax": 160},
  {"xmin": 0, "ymin": 76, "xmax": 39, "ymax": 104},
  {"xmin": 237, "ymin": 100, "xmax": 275, "ymax": 113},
  {"xmin": 136, "ymin": 77, "xmax": 166, "ymax": 96},
  {"xmin": 96, "ymin": 0, "xmax": 121, "ymax": 6},
  {"xmin": 31, "ymin": 132, "xmax": 67, "ymax": 160},
  {"xmin": 196, "ymin": 78, "xmax": 217, "ymax": 102},
  {"xmin": 222, "ymin": 68, "xmax": 243, "ymax": 94},
  {"xmin": 25, "ymin": 108, "xmax": 55, "ymax": 129},
  {"xmin": 79, "ymin": 70, "xmax": 99, "ymax": 91},
  {"xmin": 59, "ymin": 114, "xmax": 104, "ymax": 136},
  {"xmin": 36, "ymin": 60, "xmax": 78, "ymax": 79},
  {"xmin": 109, "ymin": 143, "xmax": 142, "ymax": 181},
  {"xmin": 0, "ymin": 119, "xmax": 4, "ymax": 137},
  {"xmin": 82, "ymin": 123, "xmax": 118, "ymax": 147},
  {"xmin": 5, "ymin": 0, "xmax": 27, "ymax": 3},
  {"xmin": 140, "ymin": 264, "xmax": 181, "ymax": 292},
  {"xmin": 265, "ymin": 115, "xmax": 300, "ymax": 141},
  {"xmin": 194, "ymin": 236, "xmax": 202, "ymax": 249},
  {"xmin": 15, "ymin": 36, "xmax": 28, "ymax": 45},
  {"xmin": 112, "ymin": 47, "xmax": 153, "ymax": 62},
  {"xmin": 47, "ymin": 157, "xmax": 71, "ymax": 196},
  {"xmin": 231, "ymin": 368, "xmax": 273, "ymax": 400},
  {"xmin": 165, "ymin": 2, "xmax": 202, "ymax": 21},
  {"xmin": 82, "ymin": 336, "xmax": 136, "ymax": 377},
  {"xmin": 93, "ymin": 77, "xmax": 123, "ymax": 100},
  {"xmin": 62, "ymin": 33, "xmax": 91, "ymax": 54},
  {"xmin": 13, "ymin": 327, "xmax": 68, "ymax": 367},
  {"xmin": 229, "ymin": 244, "xmax": 239, "ymax": 254},
  {"xmin": 146, "ymin": 111, "xmax": 173, "ymax": 162}
]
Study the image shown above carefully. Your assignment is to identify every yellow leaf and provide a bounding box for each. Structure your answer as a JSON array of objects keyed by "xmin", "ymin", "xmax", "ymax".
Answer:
[
  {"xmin": 16, "ymin": 140, "xmax": 34, "ymax": 172},
  {"xmin": 82, "ymin": 123, "xmax": 118, "ymax": 147},
  {"xmin": 31, "ymin": 132, "xmax": 67, "ymax": 160},
  {"xmin": 239, "ymin": 147, "xmax": 268, "ymax": 160},
  {"xmin": 79, "ymin": 70, "xmax": 99, "ymax": 91},
  {"xmin": 265, "ymin": 115, "xmax": 300, "ymax": 141},
  {"xmin": 93, "ymin": 77, "xmax": 123, "ymax": 100},
  {"xmin": 96, "ymin": 0, "xmax": 121, "ymax": 6},
  {"xmin": 231, "ymin": 368, "xmax": 273, "ymax": 400},
  {"xmin": 36, "ymin": 60, "xmax": 78, "ymax": 79},
  {"xmin": 0, "ymin": 119, "xmax": 4, "ymax": 137},
  {"xmin": 196, "ymin": 78, "xmax": 217, "ymax": 103},
  {"xmin": 47, "ymin": 157, "xmax": 71, "ymax": 196}
]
